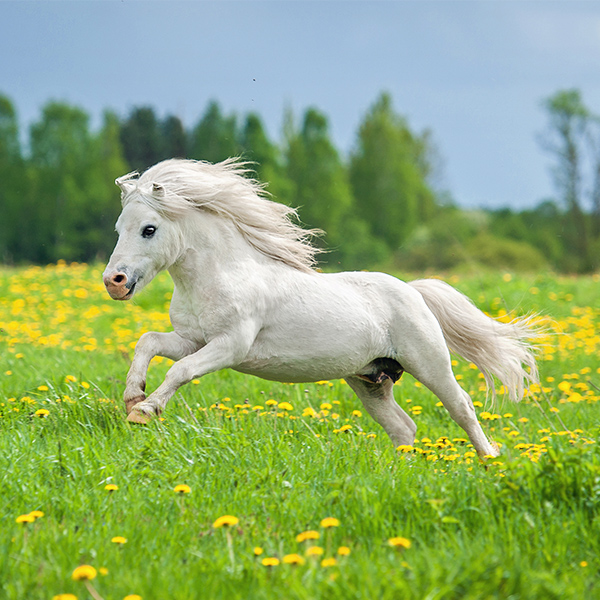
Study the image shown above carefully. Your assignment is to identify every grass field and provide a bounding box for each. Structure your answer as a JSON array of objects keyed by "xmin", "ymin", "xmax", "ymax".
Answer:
[{"xmin": 1, "ymin": 263, "xmax": 599, "ymax": 600}]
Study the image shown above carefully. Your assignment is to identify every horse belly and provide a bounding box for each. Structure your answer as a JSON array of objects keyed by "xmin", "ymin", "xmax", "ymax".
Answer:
[
  {"xmin": 234, "ymin": 316, "xmax": 385, "ymax": 383},
  {"xmin": 233, "ymin": 360, "xmax": 355, "ymax": 384}
]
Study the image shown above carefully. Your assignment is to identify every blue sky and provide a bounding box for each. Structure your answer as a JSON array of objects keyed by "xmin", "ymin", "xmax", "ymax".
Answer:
[{"xmin": 2, "ymin": 1, "xmax": 599, "ymax": 209}]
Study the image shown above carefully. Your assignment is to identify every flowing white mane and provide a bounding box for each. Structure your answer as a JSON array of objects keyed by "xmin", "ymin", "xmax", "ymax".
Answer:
[{"xmin": 115, "ymin": 158, "xmax": 321, "ymax": 272}]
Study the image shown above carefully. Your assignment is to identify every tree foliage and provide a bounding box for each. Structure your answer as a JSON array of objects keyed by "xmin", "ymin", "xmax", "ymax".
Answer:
[
  {"xmin": 539, "ymin": 89, "xmax": 600, "ymax": 271},
  {"xmin": 0, "ymin": 90, "xmax": 597, "ymax": 272},
  {"xmin": 350, "ymin": 93, "xmax": 437, "ymax": 252}
]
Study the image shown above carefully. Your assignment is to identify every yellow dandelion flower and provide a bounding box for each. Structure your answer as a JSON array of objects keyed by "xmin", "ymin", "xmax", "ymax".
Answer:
[
  {"xmin": 388, "ymin": 536, "xmax": 412, "ymax": 549},
  {"xmin": 173, "ymin": 484, "xmax": 191, "ymax": 494},
  {"xmin": 213, "ymin": 515, "xmax": 239, "ymax": 528},
  {"xmin": 337, "ymin": 546, "xmax": 351, "ymax": 556},
  {"xmin": 37, "ymin": 385, "xmax": 49, "ymax": 391},
  {"xmin": 283, "ymin": 553, "xmax": 306, "ymax": 565},
  {"xmin": 351, "ymin": 410, "xmax": 362, "ymax": 417},
  {"xmin": 104, "ymin": 484, "xmax": 119, "ymax": 492},
  {"xmin": 265, "ymin": 399, "xmax": 278, "ymax": 407},
  {"xmin": 261, "ymin": 557, "xmax": 280, "ymax": 567},
  {"xmin": 277, "ymin": 401, "xmax": 293, "ymax": 411},
  {"xmin": 72, "ymin": 565, "xmax": 97, "ymax": 581},
  {"xmin": 16, "ymin": 514, "xmax": 36, "ymax": 524},
  {"xmin": 321, "ymin": 557, "xmax": 337, "ymax": 567},
  {"xmin": 123, "ymin": 595, "xmax": 143, "ymax": 600},
  {"xmin": 29, "ymin": 510, "xmax": 44, "ymax": 519},
  {"xmin": 253, "ymin": 547, "xmax": 264, "ymax": 556},
  {"xmin": 52, "ymin": 595, "xmax": 78, "ymax": 600},
  {"xmin": 99, "ymin": 567, "xmax": 109, "ymax": 575},
  {"xmin": 306, "ymin": 546, "xmax": 324, "ymax": 556},
  {"xmin": 580, "ymin": 561, "xmax": 588, "ymax": 568},
  {"xmin": 34, "ymin": 409, "xmax": 50, "ymax": 417},
  {"xmin": 111, "ymin": 536, "xmax": 127, "ymax": 544},
  {"xmin": 296, "ymin": 530, "xmax": 320, "ymax": 542},
  {"xmin": 65, "ymin": 375, "xmax": 77, "ymax": 383},
  {"xmin": 320, "ymin": 517, "xmax": 340, "ymax": 528}
]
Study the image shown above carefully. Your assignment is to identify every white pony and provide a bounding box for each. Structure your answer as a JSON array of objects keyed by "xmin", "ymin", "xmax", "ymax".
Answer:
[{"xmin": 103, "ymin": 158, "xmax": 539, "ymax": 457}]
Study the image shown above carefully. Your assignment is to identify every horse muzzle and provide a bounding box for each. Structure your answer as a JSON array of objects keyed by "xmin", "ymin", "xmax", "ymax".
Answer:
[{"xmin": 103, "ymin": 269, "xmax": 138, "ymax": 301}]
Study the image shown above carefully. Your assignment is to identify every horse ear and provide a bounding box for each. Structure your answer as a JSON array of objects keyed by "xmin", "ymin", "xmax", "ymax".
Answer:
[
  {"xmin": 152, "ymin": 183, "xmax": 165, "ymax": 197},
  {"xmin": 115, "ymin": 172, "xmax": 137, "ymax": 195}
]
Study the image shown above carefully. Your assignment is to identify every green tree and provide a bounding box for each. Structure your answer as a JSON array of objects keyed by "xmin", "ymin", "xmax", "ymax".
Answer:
[
  {"xmin": 0, "ymin": 95, "xmax": 27, "ymax": 262},
  {"xmin": 285, "ymin": 109, "xmax": 350, "ymax": 255},
  {"xmin": 490, "ymin": 203, "xmax": 566, "ymax": 269},
  {"xmin": 28, "ymin": 103, "xmax": 127, "ymax": 262},
  {"xmin": 285, "ymin": 108, "xmax": 386, "ymax": 267},
  {"xmin": 29, "ymin": 102, "xmax": 94, "ymax": 262},
  {"xmin": 81, "ymin": 111, "xmax": 129, "ymax": 260},
  {"xmin": 189, "ymin": 101, "xmax": 239, "ymax": 163},
  {"xmin": 161, "ymin": 115, "xmax": 187, "ymax": 159},
  {"xmin": 350, "ymin": 93, "xmax": 438, "ymax": 252},
  {"xmin": 120, "ymin": 106, "xmax": 163, "ymax": 172},
  {"xmin": 540, "ymin": 90, "xmax": 591, "ymax": 271},
  {"xmin": 240, "ymin": 113, "xmax": 292, "ymax": 204}
]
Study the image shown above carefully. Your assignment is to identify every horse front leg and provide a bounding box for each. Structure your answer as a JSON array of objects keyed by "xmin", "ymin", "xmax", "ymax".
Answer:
[
  {"xmin": 127, "ymin": 333, "xmax": 251, "ymax": 423},
  {"xmin": 124, "ymin": 331, "xmax": 200, "ymax": 415}
]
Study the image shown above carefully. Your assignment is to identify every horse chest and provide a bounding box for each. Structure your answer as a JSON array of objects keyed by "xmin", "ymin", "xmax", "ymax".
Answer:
[
  {"xmin": 169, "ymin": 297, "xmax": 212, "ymax": 344},
  {"xmin": 169, "ymin": 292, "xmax": 241, "ymax": 345}
]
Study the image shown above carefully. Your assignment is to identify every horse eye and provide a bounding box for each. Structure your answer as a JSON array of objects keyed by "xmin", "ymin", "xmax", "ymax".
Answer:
[{"xmin": 142, "ymin": 225, "xmax": 156, "ymax": 238}]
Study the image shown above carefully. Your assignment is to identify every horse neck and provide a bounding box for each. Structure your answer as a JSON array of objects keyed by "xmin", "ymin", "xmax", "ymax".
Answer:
[{"xmin": 167, "ymin": 210, "xmax": 267, "ymax": 296}]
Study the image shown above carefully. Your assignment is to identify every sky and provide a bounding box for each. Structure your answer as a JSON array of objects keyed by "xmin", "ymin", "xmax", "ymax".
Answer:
[{"xmin": 1, "ymin": 0, "xmax": 600, "ymax": 210}]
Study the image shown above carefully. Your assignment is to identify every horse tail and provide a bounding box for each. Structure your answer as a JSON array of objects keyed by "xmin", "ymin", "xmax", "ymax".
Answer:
[{"xmin": 408, "ymin": 278, "xmax": 540, "ymax": 402}]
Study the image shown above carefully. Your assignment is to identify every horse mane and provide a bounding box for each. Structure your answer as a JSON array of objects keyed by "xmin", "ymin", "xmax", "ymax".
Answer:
[{"xmin": 116, "ymin": 158, "xmax": 322, "ymax": 272}]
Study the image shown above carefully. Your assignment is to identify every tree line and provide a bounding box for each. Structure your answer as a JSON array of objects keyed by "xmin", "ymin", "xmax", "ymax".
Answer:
[{"xmin": 0, "ymin": 90, "xmax": 598, "ymax": 272}]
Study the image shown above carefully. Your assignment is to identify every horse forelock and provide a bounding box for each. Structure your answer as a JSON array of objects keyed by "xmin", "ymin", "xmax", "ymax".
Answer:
[{"xmin": 115, "ymin": 158, "xmax": 321, "ymax": 271}]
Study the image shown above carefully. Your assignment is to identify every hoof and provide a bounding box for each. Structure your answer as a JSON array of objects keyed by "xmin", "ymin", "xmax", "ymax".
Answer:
[
  {"xmin": 125, "ymin": 395, "xmax": 146, "ymax": 415},
  {"xmin": 126, "ymin": 409, "xmax": 152, "ymax": 424}
]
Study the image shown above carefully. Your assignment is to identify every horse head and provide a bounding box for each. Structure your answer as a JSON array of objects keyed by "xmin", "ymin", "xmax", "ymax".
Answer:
[{"xmin": 103, "ymin": 176, "xmax": 182, "ymax": 301}]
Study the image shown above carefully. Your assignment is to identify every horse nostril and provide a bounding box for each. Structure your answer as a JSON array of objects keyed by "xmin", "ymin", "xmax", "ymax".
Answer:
[{"xmin": 112, "ymin": 273, "xmax": 127, "ymax": 285}]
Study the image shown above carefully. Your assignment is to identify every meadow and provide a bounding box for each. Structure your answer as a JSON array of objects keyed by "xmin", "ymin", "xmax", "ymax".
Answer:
[{"xmin": 1, "ymin": 262, "xmax": 599, "ymax": 600}]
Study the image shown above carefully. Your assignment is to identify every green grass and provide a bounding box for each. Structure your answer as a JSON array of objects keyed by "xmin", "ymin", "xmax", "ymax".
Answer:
[{"xmin": 1, "ymin": 264, "xmax": 599, "ymax": 600}]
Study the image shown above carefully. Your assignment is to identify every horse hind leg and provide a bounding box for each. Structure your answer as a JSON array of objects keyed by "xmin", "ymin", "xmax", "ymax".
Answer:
[
  {"xmin": 346, "ymin": 376, "xmax": 417, "ymax": 447},
  {"xmin": 405, "ymin": 359, "xmax": 499, "ymax": 457}
]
